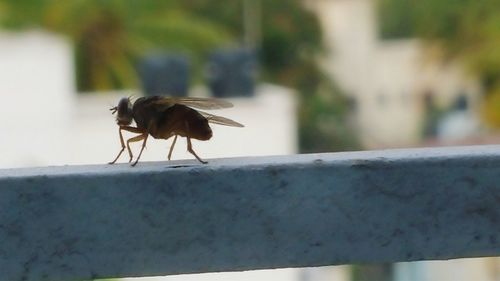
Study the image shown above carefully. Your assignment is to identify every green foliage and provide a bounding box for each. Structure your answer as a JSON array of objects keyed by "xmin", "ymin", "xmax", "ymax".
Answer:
[
  {"xmin": 378, "ymin": 0, "xmax": 415, "ymax": 38},
  {"xmin": 300, "ymin": 75, "xmax": 360, "ymax": 153},
  {"xmin": 0, "ymin": 1, "xmax": 232, "ymax": 91},
  {"xmin": 177, "ymin": 1, "xmax": 323, "ymax": 86},
  {"xmin": 177, "ymin": 1, "xmax": 358, "ymax": 151},
  {"xmin": 258, "ymin": 1, "xmax": 358, "ymax": 151}
]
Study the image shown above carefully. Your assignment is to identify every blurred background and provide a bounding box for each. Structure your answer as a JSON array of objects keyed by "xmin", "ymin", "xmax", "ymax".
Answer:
[{"xmin": 0, "ymin": 0, "xmax": 499, "ymax": 280}]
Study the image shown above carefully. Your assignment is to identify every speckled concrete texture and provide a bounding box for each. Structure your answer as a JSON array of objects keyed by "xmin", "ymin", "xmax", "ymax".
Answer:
[{"xmin": 1, "ymin": 145, "xmax": 500, "ymax": 280}]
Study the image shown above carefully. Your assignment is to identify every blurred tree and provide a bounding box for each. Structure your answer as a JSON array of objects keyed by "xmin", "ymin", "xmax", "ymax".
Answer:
[
  {"xmin": 176, "ymin": 1, "xmax": 324, "ymax": 89},
  {"xmin": 0, "ymin": 0, "xmax": 231, "ymax": 91},
  {"xmin": 379, "ymin": 0, "xmax": 500, "ymax": 127},
  {"xmin": 0, "ymin": 0, "xmax": 359, "ymax": 152},
  {"xmin": 183, "ymin": 0, "xmax": 360, "ymax": 152},
  {"xmin": 299, "ymin": 75, "xmax": 360, "ymax": 153}
]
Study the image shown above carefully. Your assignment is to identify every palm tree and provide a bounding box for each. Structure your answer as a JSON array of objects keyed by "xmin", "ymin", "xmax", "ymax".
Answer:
[{"xmin": 0, "ymin": 0, "xmax": 232, "ymax": 91}]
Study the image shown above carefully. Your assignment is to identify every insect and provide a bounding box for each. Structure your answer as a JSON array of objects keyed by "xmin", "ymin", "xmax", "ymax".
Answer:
[{"xmin": 108, "ymin": 96, "xmax": 243, "ymax": 166}]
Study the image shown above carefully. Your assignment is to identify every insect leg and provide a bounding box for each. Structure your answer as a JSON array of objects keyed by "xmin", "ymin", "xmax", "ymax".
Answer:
[
  {"xmin": 168, "ymin": 135, "xmax": 178, "ymax": 161},
  {"xmin": 120, "ymin": 126, "xmax": 145, "ymax": 162},
  {"xmin": 187, "ymin": 137, "xmax": 208, "ymax": 164},
  {"xmin": 131, "ymin": 133, "xmax": 149, "ymax": 167},
  {"xmin": 109, "ymin": 127, "xmax": 126, "ymax": 164}
]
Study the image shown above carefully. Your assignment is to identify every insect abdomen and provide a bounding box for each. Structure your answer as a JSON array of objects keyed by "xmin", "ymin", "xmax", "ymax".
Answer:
[
  {"xmin": 155, "ymin": 104, "xmax": 212, "ymax": 140},
  {"xmin": 191, "ymin": 120, "xmax": 212, "ymax": 140},
  {"xmin": 186, "ymin": 109, "xmax": 212, "ymax": 140}
]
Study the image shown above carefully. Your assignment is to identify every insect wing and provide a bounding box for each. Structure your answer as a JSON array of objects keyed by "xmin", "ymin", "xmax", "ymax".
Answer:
[
  {"xmin": 198, "ymin": 111, "xmax": 244, "ymax": 127},
  {"xmin": 153, "ymin": 97, "xmax": 234, "ymax": 110}
]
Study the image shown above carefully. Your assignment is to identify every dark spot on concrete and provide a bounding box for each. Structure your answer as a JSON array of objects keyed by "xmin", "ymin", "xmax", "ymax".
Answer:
[
  {"xmin": 370, "ymin": 183, "xmax": 419, "ymax": 201},
  {"xmin": 279, "ymin": 180, "xmax": 288, "ymax": 188},
  {"xmin": 465, "ymin": 207, "xmax": 487, "ymax": 216},
  {"xmin": 141, "ymin": 211, "xmax": 158, "ymax": 228},
  {"xmin": 474, "ymin": 234, "xmax": 482, "ymax": 241},
  {"xmin": 310, "ymin": 241, "xmax": 322, "ymax": 247},
  {"xmin": 6, "ymin": 222, "xmax": 23, "ymax": 237},
  {"xmin": 381, "ymin": 239, "xmax": 391, "ymax": 247},
  {"xmin": 352, "ymin": 158, "xmax": 394, "ymax": 170},
  {"xmin": 19, "ymin": 193, "xmax": 36, "ymax": 204},
  {"xmin": 269, "ymin": 168, "xmax": 279, "ymax": 177},
  {"xmin": 490, "ymin": 235, "xmax": 497, "ymax": 244},
  {"xmin": 169, "ymin": 165, "xmax": 194, "ymax": 169},
  {"xmin": 392, "ymin": 228, "xmax": 404, "ymax": 237},
  {"xmin": 188, "ymin": 169, "xmax": 202, "ymax": 176},
  {"xmin": 351, "ymin": 159, "xmax": 373, "ymax": 169},
  {"xmin": 313, "ymin": 159, "xmax": 324, "ymax": 165},
  {"xmin": 461, "ymin": 176, "xmax": 477, "ymax": 189},
  {"xmin": 21, "ymin": 253, "xmax": 39, "ymax": 281}
]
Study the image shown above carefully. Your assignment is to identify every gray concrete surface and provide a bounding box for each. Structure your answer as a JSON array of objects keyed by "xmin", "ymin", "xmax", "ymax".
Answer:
[{"xmin": 1, "ymin": 145, "xmax": 500, "ymax": 280}]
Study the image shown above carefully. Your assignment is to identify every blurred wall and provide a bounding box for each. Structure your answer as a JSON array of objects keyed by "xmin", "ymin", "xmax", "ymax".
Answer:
[
  {"xmin": 0, "ymin": 30, "xmax": 75, "ymax": 167},
  {"xmin": 309, "ymin": 0, "xmax": 481, "ymax": 148}
]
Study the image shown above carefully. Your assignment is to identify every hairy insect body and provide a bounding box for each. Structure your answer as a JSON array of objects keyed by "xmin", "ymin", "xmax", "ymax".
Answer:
[{"xmin": 109, "ymin": 95, "xmax": 241, "ymax": 166}]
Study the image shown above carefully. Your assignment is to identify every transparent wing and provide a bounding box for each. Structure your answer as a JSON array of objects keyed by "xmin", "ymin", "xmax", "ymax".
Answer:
[
  {"xmin": 198, "ymin": 111, "xmax": 244, "ymax": 127},
  {"xmin": 152, "ymin": 97, "xmax": 233, "ymax": 110}
]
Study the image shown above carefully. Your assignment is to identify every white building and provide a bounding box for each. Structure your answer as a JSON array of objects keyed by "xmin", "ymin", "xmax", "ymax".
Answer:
[{"xmin": 308, "ymin": 0, "xmax": 481, "ymax": 148}]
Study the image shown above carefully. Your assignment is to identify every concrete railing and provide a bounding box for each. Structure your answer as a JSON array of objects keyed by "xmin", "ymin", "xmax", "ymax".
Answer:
[{"xmin": 1, "ymin": 145, "xmax": 500, "ymax": 280}]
